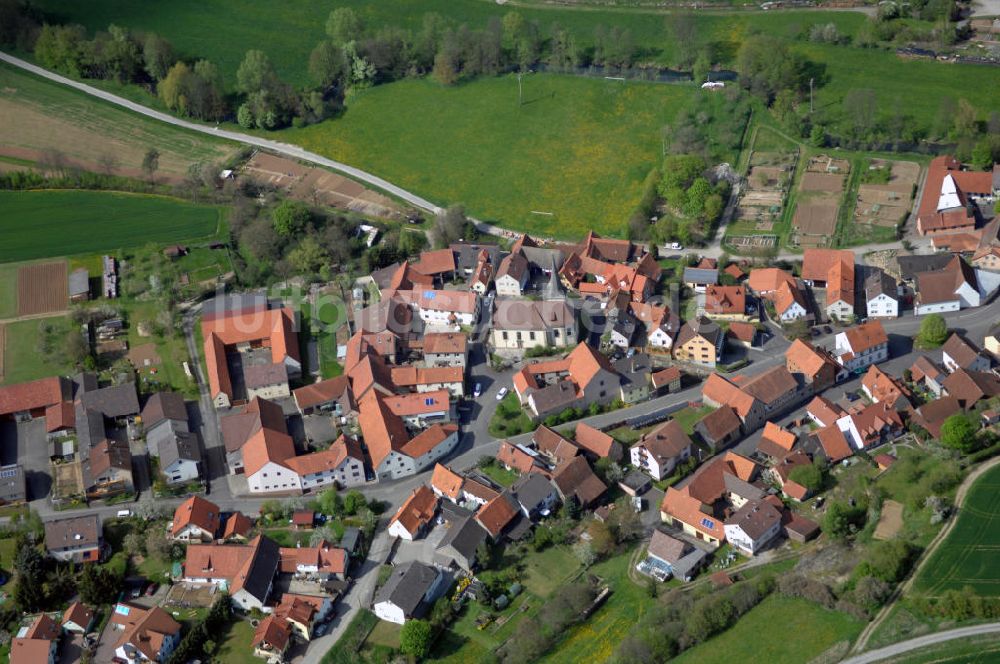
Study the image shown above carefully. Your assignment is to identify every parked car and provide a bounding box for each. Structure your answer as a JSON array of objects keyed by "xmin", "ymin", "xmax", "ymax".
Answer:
[
  {"xmin": 116, "ymin": 509, "xmax": 132, "ymax": 518},
  {"xmin": 473, "ymin": 383, "xmax": 483, "ymax": 398},
  {"xmin": 496, "ymin": 387, "xmax": 509, "ymax": 401},
  {"xmin": 823, "ymin": 325, "xmax": 832, "ymax": 334},
  {"xmin": 669, "ymin": 242, "xmax": 683, "ymax": 251},
  {"xmin": 145, "ymin": 583, "xmax": 158, "ymax": 596}
]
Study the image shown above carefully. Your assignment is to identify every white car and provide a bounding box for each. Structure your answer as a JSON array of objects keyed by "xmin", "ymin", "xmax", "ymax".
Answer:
[
  {"xmin": 496, "ymin": 387, "xmax": 509, "ymax": 401},
  {"xmin": 669, "ymin": 242, "xmax": 683, "ymax": 251},
  {"xmin": 473, "ymin": 383, "xmax": 482, "ymax": 398}
]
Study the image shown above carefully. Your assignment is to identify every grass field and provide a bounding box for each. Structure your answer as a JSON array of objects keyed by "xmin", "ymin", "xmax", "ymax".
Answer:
[
  {"xmin": 216, "ymin": 619, "xmax": 259, "ymax": 664},
  {"xmin": 2, "ymin": 316, "xmax": 75, "ymax": 384},
  {"xmin": 0, "ymin": 190, "xmax": 226, "ymax": 262},
  {"xmin": 0, "ymin": 264, "xmax": 17, "ymax": 319},
  {"xmin": 281, "ymin": 74, "xmax": 694, "ymax": 238},
  {"xmin": 913, "ymin": 462, "xmax": 1000, "ymax": 597},
  {"xmin": 0, "ymin": 63, "xmax": 235, "ymax": 178},
  {"xmin": 671, "ymin": 596, "xmax": 863, "ymax": 664}
]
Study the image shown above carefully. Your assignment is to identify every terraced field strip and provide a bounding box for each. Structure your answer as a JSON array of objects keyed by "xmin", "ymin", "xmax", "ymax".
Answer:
[{"xmin": 16, "ymin": 261, "xmax": 67, "ymax": 316}]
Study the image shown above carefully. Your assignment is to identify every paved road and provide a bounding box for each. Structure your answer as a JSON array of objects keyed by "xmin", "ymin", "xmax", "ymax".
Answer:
[
  {"xmin": 841, "ymin": 623, "xmax": 1000, "ymax": 664},
  {"xmin": 0, "ymin": 51, "xmax": 443, "ymax": 217}
]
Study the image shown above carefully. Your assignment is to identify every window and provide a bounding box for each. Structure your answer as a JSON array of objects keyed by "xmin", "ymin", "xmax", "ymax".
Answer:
[
  {"xmin": 530, "ymin": 331, "xmax": 536, "ymax": 340},
  {"xmin": 554, "ymin": 329, "xmax": 560, "ymax": 337},
  {"xmin": 502, "ymin": 331, "xmax": 508, "ymax": 340}
]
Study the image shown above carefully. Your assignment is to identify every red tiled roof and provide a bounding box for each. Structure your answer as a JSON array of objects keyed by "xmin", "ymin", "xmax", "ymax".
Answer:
[
  {"xmin": 400, "ymin": 423, "xmax": 458, "ymax": 458},
  {"xmin": 242, "ymin": 428, "xmax": 296, "ymax": 477},
  {"xmin": 0, "ymin": 376, "xmax": 69, "ymax": 416},
  {"xmin": 704, "ymin": 285, "xmax": 746, "ymax": 315},
  {"xmin": 389, "ymin": 485, "xmax": 438, "ymax": 536},
  {"xmin": 431, "ymin": 463, "xmax": 464, "ymax": 500},
  {"xmin": 476, "ymin": 494, "xmax": 519, "ymax": 537},
  {"xmin": 574, "ymin": 423, "xmax": 617, "ymax": 458},
  {"xmin": 292, "ymin": 376, "xmax": 351, "ymax": 410},
  {"xmin": 747, "ymin": 268, "xmax": 795, "ymax": 293},
  {"xmin": 816, "ymin": 425, "xmax": 853, "ymax": 462},
  {"xmin": 412, "ymin": 248, "xmax": 456, "ymax": 276},
  {"xmin": 841, "ymin": 321, "xmax": 888, "ymax": 355},
  {"xmin": 284, "ymin": 435, "xmax": 364, "ymax": 477},
  {"xmin": 172, "ymin": 496, "xmax": 221, "ymax": 537}
]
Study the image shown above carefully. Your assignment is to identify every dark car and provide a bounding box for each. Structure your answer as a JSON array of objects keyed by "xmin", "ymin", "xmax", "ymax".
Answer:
[
  {"xmin": 810, "ymin": 327, "xmax": 821, "ymax": 337},
  {"xmin": 145, "ymin": 583, "xmax": 158, "ymax": 596},
  {"xmin": 823, "ymin": 325, "xmax": 832, "ymax": 334}
]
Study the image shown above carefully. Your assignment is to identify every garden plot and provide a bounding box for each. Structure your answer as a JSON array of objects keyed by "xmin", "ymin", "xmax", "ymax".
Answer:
[
  {"xmin": 791, "ymin": 155, "xmax": 850, "ymax": 249},
  {"xmin": 242, "ymin": 152, "xmax": 405, "ymax": 220},
  {"xmin": 16, "ymin": 261, "xmax": 67, "ymax": 316},
  {"xmin": 854, "ymin": 159, "xmax": 919, "ymax": 228},
  {"xmin": 873, "ymin": 499, "xmax": 905, "ymax": 540}
]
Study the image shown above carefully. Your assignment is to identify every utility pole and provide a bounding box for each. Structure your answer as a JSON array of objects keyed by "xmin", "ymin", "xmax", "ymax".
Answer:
[
  {"xmin": 517, "ymin": 72, "xmax": 523, "ymax": 107},
  {"xmin": 809, "ymin": 78, "xmax": 814, "ymax": 114}
]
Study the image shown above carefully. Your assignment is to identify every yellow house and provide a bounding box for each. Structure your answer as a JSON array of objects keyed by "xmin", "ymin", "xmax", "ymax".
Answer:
[{"xmin": 672, "ymin": 317, "xmax": 724, "ymax": 368}]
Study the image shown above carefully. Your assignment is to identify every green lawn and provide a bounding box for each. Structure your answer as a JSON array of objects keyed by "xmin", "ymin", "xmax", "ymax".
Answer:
[
  {"xmin": 479, "ymin": 463, "xmax": 519, "ymax": 488},
  {"xmin": 671, "ymin": 405, "xmax": 716, "ymax": 435},
  {"xmin": 0, "ymin": 538, "xmax": 16, "ymax": 580},
  {"xmin": 0, "ymin": 263, "xmax": 17, "ymax": 319},
  {"xmin": 216, "ymin": 619, "xmax": 260, "ymax": 664},
  {"xmin": 489, "ymin": 392, "xmax": 535, "ymax": 438},
  {"xmin": 0, "ymin": 191, "xmax": 226, "ymax": 263},
  {"xmin": 671, "ymin": 596, "xmax": 863, "ymax": 664},
  {"xmin": 323, "ymin": 609, "xmax": 379, "ymax": 664},
  {"xmin": 913, "ymin": 462, "xmax": 1000, "ymax": 597},
  {"xmin": 2, "ymin": 316, "xmax": 76, "ymax": 384},
  {"xmin": 281, "ymin": 74, "xmax": 694, "ymax": 238}
]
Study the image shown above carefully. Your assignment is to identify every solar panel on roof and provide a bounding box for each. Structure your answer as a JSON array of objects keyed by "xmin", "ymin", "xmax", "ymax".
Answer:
[
  {"xmin": 700, "ymin": 517, "xmax": 715, "ymax": 529},
  {"xmin": 424, "ymin": 398, "xmax": 434, "ymax": 406},
  {"xmin": 424, "ymin": 291, "xmax": 436, "ymax": 299},
  {"xmin": 115, "ymin": 604, "xmax": 130, "ymax": 616},
  {"xmin": 0, "ymin": 468, "xmax": 16, "ymax": 479}
]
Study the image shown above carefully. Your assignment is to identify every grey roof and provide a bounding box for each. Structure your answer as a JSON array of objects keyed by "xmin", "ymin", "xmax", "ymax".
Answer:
[
  {"xmin": 493, "ymin": 299, "xmax": 574, "ymax": 332},
  {"xmin": 45, "ymin": 515, "xmax": 100, "ymax": 552},
  {"xmin": 75, "ymin": 406, "xmax": 108, "ymax": 450},
  {"xmin": 375, "ymin": 561, "xmax": 440, "ymax": 617},
  {"xmin": 527, "ymin": 380, "xmax": 578, "ymax": 415},
  {"xmin": 511, "ymin": 473, "xmax": 556, "ymax": 512},
  {"xmin": 371, "ymin": 262, "xmax": 402, "ymax": 290},
  {"xmin": 159, "ymin": 430, "xmax": 202, "ymax": 470},
  {"xmin": 672, "ymin": 546, "xmax": 708, "ymax": 580},
  {"xmin": 723, "ymin": 474, "xmax": 766, "ymax": 502},
  {"xmin": 895, "ymin": 254, "xmax": 953, "ymax": 281},
  {"xmin": 612, "ymin": 314, "xmax": 638, "ymax": 344},
  {"xmin": 436, "ymin": 516, "xmax": 489, "ymax": 569},
  {"xmin": 69, "ymin": 269, "xmax": 89, "ymax": 296},
  {"xmin": 683, "ymin": 268, "xmax": 719, "ymax": 285},
  {"xmin": 613, "ymin": 353, "xmax": 652, "ymax": 386},
  {"xmin": 241, "ymin": 536, "xmax": 281, "ymax": 604},
  {"xmin": 450, "ymin": 243, "xmax": 501, "ymax": 272},
  {"xmin": 244, "ymin": 363, "xmax": 288, "ymax": 389},
  {"xmin": 340, "ymin": 527, "xmax": 361, "ymax": 552},
  {"xmin": 0, "ymin": 464, "xmax": 25, "ymax": 504},
  {"xmin": 80, "ymin": 383, "xmax": 139, "ymax": 419},
  {"xmin": 864, "ymin": 269, "xmax": 898, "ymax": 301},
  {"xmin": 141, "ymin": 392, "xmax": 188, "ymax": 430}
]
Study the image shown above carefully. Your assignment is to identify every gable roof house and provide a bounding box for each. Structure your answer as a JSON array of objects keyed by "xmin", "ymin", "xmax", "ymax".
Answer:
[
  {"xmin": 683, "ymin": 267, "xmax": 719, "ymax": 293},
  {"xmin": 496, "ymin": 440, "xmax": 547, "ymax": 475},
  {"xmin": 491, "ymin": 299, "xmax": 576, "ymax": 351},
  {"xmin": 802, "ymin": 249, "xmax": 856, "ymax": 321},
  {"xmin": 45, "ymin": 515, "xmax": 101, "ymax": 563},
  {"xmin": 723, "ymin": 498, "xmax": 784, "ymax": 556},
  {"xmin": 183, "ymin": 535, "xmax": 281, "ymax": 611},
  {"xmin": 785, "ymin": 338, "xmax": 844, "ymax": 393},
  {"xmin": 435, "ymin": 515, "xmax": 490, "ymax": 572},
  {"xmin": 630, "ymin": 419, "xmax": 693, "ymax": 481},
  {"xmin": 201, "ymin": 298, "xmax": 300, "ymax": 409},
  {"xmin": 833, "ymin": 320, "xmax": 889, "ymax": 373},
  {"xmin": 644, "ymin": 529, "xmax": 708, "ymax": 582},
  {"xmin": 284, "ymin": 434, "xmax": 367, "ymax": 491},
  {"xmin": 551, "ymin": 456, "xmax": 607, "ymax": 508},
  {"xmin": 701, "ymin": 373, "xmax": 765, "ymax": 433},
  {"xmin": 865, "ymin": 269, "xmax": 900, "ymax": 319},
  {"xmin": 475, "ymin": 493, "xmax": 520, "ymax": 541},
  {"xmin": 747, "ymin": 268, "xmax": 797, "ymax": 295},
  {"xmin": 660, "ymin": 451, "xmax": 762, "ymax": 548},
  {"xmin": 513, "ymin": 343, "xmax": 621, "ymax": 419},
  {"xmin": 942, "ymin": 368, "xmax": 1000, "ymax": 410},
  {"xmin": 292, "ymin": 376, "xmax": 355, "ymax": 419},
  {"xmin": 373, "ymin": 561, "xmax": 445, "ymax": 625},
  {"xmin": 629, "ymin": 302, "xmax": 680, "ymax": 350},
  {"xmin": 703, "ymin": 285, "xmax": 749, "ymax": 320},
  {"xmin": 510, "ymin": 473, "xmax": 559, "ymax": 519},
  {"xmin": 673, "ymin": 317, "xmax": 725, "ymax": 368},
  {"xmin": 756, "ymin": 422, "xmax": 797, "ymax": 462},
  {"xmin": 171, "ymin": 495, "xmax": 221, "ymax": 542},
  {"xmin": 423, "ymin": 332, "xmax": 469, "ymax": 368},
  {"xmin": 112, "ymin": 605, "xmax": 182, "ymax": 663},
  {"xmin": 942, "ymin": 333, "xmax": 992, "ymax": 374},
  {"xmin": 861, "ymin": 365, "xmax": 913, "ymax": 409},
  {"xmin": 10, "ymin": 613, "xmax": 60, "ymax": 664},
  {"xmin": 62, "ymin": 601, "xmax": 95, "ymax": 634},
  {"xmin": 468, "ymin": 248, "xmax": 495, "ymax": 294},
  {"xmin": 911, "ymin": 355, "xmax": 946, "ymax": 396},
  {"xmin": 220, "ymin": 397, "xmax": 287, "ymax": 475},
  {"xmin": 771, "ymin": 280, "xmax": 811, "ymax": 322},
  {"xmin": 574, "ymin": 422, "xmax": 622, "ymax": 461},
  {"xmin": 912, "ymin": 395, "xmax": 964, "ymax": 438},
  {"xmin": 915, "ymin": 256, "xmax": 981, "ymax": 314},
  {"xmin": 495, "ymin": 250, "xmax": 530, "ymax": 297},
  {"xmin": 388, "ymin": 485, "xmax": 438, "ymax": 541},
  {"xmin": 140, "ymin": 391, "xmax": 189, "ymax": 454},
  {"xmin": 768, "ymin": 450, "xmax": 814, "ymax": 501},
  {"xmin": 916, "ymin": 156, "xmax": 991, "ymax": 236},
  {"xmin": 694, "ymin": 405, "xmax": 743, "ymax": 452}
]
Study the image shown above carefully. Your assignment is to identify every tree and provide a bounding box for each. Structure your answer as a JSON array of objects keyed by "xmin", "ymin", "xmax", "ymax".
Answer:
[
  {"xmin": 142, "ymin": 33, "xmax": 174, "ymax": 81},
  {"xmin": 941, "ymin": 413, "xmax": 978, "ymax": 453},
  {"xmin": 433, "ymin": 49, "xmax": 459, "ymax": 85},
  {"xmin": 317, "ymin": 488, "xmax": 343, "ymax": 516},
  {"xmin": 326, "ymin": 8, "xmax": 363, "ymax": 43},
  {"xmin": 271, "ymin": 200, "xmax": 311, "ymax": 237},
  {"xmin": 145, "ymin": 527, "xmax": 173, "ymax": 562},
  {"xmin": 587, "ymin": 519, "xmax": 615, "ymax": 557},
  {"xmin": 97, "ymin": 151, "xmax": 121, "ymax": 176},
  {"xmin": 309, "ymin": 40, "xmax": 348, "ymax": 89},
  {"xmin": 236, "ymin": 49, "xmax": 276, "ymax": 94},
  {"xmin": 142, "ymin": 148, "xmax": 160, "ymax": 184},
  {"xmin": 822, "ymin": 500, "xmax": 866, "ymax": 539},
  {"xmin": 343, "ymin": 490, "xmax": 367, "ymax": 515},
  {"xmin": 953, "ymin": 99, "xmax": 979, "ymax": 138},
  {"xmin": 430, "ymin": 205, "xmax": 471, "ymax": 247},
  {"xmin": 843, "ymin": 88, "xmax": 878, "ymax": 138},
  {"xmin": 400, "ymin": 619, "xmax": 433, "ymax": 658},
  {"xmin": 123, "ymin": 531, "xmax": 146, "ymax": 557},
  {"xmin": 79, "ymin": 564, "xmax": 121, "ymax": 605},
  {"xmin": 13, "ymin": 544, "xmax": 45, "ymax": 611},
  {"xmin": 917, "ymin": 313, "xmax": 948, "ymax": 348},
  {"xmin": 287, "ymin": 236, "xmax": 330, "ymax": 275}
]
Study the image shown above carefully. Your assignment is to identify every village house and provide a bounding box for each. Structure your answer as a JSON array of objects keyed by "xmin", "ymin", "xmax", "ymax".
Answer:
[
  {"xmin": 672, "ymin": 317, "xmax": 725, "ymax": 368},
  {"xmin": 911, "ymin": 356, "xmax": 946, "ymax": 396},
  {"xmin": 865, "ymin": 269, "xmax": 900, "ymax": 319},
  {"xmin": 491, "ymin": 299, "xmax": 576, "ymax": 351},
  {"xmin": 201, "ymin": 296, "xmax": 300, "ymax": 409},
  {"xmin": 410, "ymin": 289, "xmax": 480, "ymax": 328},
  {"xmin": 723, "ymin": 498, "xmax": 784, "ymax": 556},
  {"xmin": 694, "ymin": 405, "xmax": 743, "ymax": 451},
  {"xmin": 44, "ymin": 515, "xmax": 101, "ymax": 563},
  {"xmin": 574, "ymin": 422, "xmax": 622, "ymax": 461},
  {"xmin": 651, "ymin": 366, "xmax": 683, "ymax": 395},
  {"xmin": 285, "ymin": 434, "xmax": 367, "ymax": 490},
  {"xmin": 510, "ymin": 473, "xmax": 560, "ymax": 519},
  {"xmin": 643, "ymin": 529, "xmax": 708, "ymax": 582},
  {"xmin": 660, "ymin": 452, "xmax": 762, "ymax": 548},
  {"xmin": 629, "ymin": 302, "xmax": 680, "ymax": 351},
  {"xmin": 786, "ymin": 338, "xmax": 844, "ymax": 393},
  {"xmin": 703, "ymin": 285, "xmax": 750, "ymax": 320},
  {"xmin": 747, "ymin": 268, "xmax": 796, "ymax": 296},
  {"xmin": 170, "ymin": 495, "xmax": 221, "ymax": 543},
  {"xmin": 387, "ymin": 485, "xmax": 438, "ymax": 540},
  {"xmin": 373, "ymin": 561, "xmax": 446, "ymax": 625},
  {"xmin": 772, "ymin": 280, "xmax": 811, "ymax": 323},
  {"xmin": 806, "ymin": 396, "xmax": 845, "ymax": 429},
  {"xmin": 533, "ymin": 425, "xmax": 581, "ymax": 466},
  {"xmin": 702, "ymin": 373, "xmax": 765, "ymax": 433},
  {"xmin": 469, "ymin": 249, "xmax": 494, "ymax": 295},
  {"xmin": 221, "ymin": 397, "xmax": 287, "ymax": 475},
  {"xmin": 914, "ymin": 256, "xmax": 981, "ymax": 315},
  {"xmin": 110, "ymin": 604, "xmax": 182, "ymax": 663},
  {"xmin": 803, "ymin": 249, "xmax": 856, "ymax": 321},
  {"xmin": 755, "ymin": 422, "xmax": 797, "ymax": 463},
  {"xmin": 430, "ymin": 463, "xmax": 465, "ymax": 503},
  {"xmin": 252, "ymin": 615, "xmax": 292, "ymax": 662},
  {"xmin": 683, "ymin": 265, "xmax": 719, "ymax": 293},
  {"xmin": 727, "ymin": 322, "xmax": 759, "ymax": 349},
  {"xmin": 496, "ymin": 441, "xmax": 547, "ymax": 475},
  {"xmin": 436, "ymin": 515, "xmax": 490, "ymax": 572},
  {"xmin": 413, "ymin": 248, "xmax": 457, "ymax": 284},
  {"xmin": 391, "ymin": 366, "xmax": 465, "ymax": 398},
  {"xmin": 183, "ymin": 535, "xmax": 281, "ymax": 611},
  {"xmin": 916, "ymin": 156, "xmax": 993, "ymax": 236},
  {"xmin": 630, "ymin": 419, "xmax": 693, "ymax": 481},
  {"xmin": 942, "ymin": 333, "xmax": 992, "ymax": 373},
  {"xmin": 551, "ymin": 456, "xmax": 607, "ymax": 508},
  {"xmin": 10, "ymin": 613, "xmax": 60, "ymax": 664},
  {"xmin": 495, "ymin": 250, "xmax": 530, "ymax": 297},
  {"xmin": 861, "ymin": 365, "xmax": 913, "ymax": 409},
  {"xmin": 972, "ymin": 245, "xmax": 1000, "ymax": 272},
  {"xmin": 513, "ymin": 343, "xmax": 621, "ymax": 419},
  {"xmin": 912, "ymin": 396, "xmax": 963, "ymax": 438},
  {"xmin": 423, "ymin": 332, "xmax": 469, "ymax": 368},
  {"xmin": 833, "ymin": 320, "xmax": 889, "ymax": 373},
  {"xmin": 292, "ymin": 376, "xmax": 355, "ymax": 419},
  {"xmin": 62, "ymin": 602, "xmax": 95, "ymax": 634},
  {"xmin": 942, "ymin": 368, "xmax": 1000, "ymax": 410}
]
